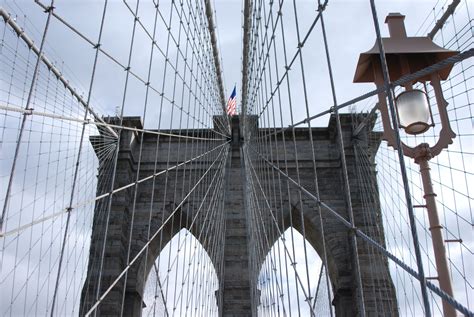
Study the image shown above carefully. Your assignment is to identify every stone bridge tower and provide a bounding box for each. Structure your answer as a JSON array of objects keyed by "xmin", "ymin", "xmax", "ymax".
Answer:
[{"xmin": 80, "ymin": 114, "xmax": 397, "ymax": 316}]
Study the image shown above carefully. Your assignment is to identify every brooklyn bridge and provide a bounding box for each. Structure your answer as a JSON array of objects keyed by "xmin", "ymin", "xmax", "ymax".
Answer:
[{"xmin": 0, "ymin": 0, "xmax": 472, "ymax": 316}]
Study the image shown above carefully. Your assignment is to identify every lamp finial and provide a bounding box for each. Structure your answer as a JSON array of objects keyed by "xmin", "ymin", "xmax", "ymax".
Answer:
[{"xmin": 385, "ymin": 13, "xmax": 407, "ymax": 38}]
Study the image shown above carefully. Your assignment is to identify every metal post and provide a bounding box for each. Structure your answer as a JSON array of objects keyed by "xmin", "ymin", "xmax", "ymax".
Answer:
[{"xmin": 415, "ymin": 145, "xmax": 456, "ymax": 317}]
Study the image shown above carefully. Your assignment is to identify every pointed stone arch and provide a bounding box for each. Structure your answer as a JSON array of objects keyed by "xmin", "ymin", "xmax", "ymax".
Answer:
[
  {"xmin": 141, "ymin": 228, "xmax": 220, "ymax": 316},
  {"xmin": 256, "ymin": 200, "xmax": 353, "ymax": 315},
  {"xmin": 250, "ymin": 114, "xmax": 398, "ymax": 316},
  {"xmin": 80, "ymin": 118, "xmax": 225, "ymax": 316},
  {"xmin": 79, "ymin": 176, "xmax": 223, "ymax": 316},
  {"xmin": 80, "ymin": 115, "xmax": 398, "ymax": 316},
  {"xmin": 257, "ymin": 226, "xmax": 327, "ymax": 316},
  {"xmin": 131, "ymin": 203, "xmax": 223, "ymax": 300}
]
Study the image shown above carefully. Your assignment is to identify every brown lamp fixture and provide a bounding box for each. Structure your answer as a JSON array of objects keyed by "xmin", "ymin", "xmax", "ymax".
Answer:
[
  {"xmin": 354, "ymin": 12, "xmax": 458, "ymax": 158},
  {"xmin": 354, "ymin": 13, "xmax": 459, "ymax": 317}
]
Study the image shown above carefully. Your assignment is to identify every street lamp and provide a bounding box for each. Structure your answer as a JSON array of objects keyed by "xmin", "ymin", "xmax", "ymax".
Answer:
[{"xmin": 353, "ymin": 12, "xmax": 459, "ymax": 317}]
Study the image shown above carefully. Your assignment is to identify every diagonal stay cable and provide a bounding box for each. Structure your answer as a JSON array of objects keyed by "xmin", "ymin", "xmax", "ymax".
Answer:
[
  {"xmin": 253, "ymin": 147, "xmax": 474, "ymax": 317},
  {"xmin": 158, "ymin": 165, "xmax": 225, "ymax": 289},
  {"xmin": 256, "ymin": 49, "xmax": 473, "ymax": 141},
  {"xmin": 368, "ymin": 0, "xmax": 431, "ymax": 314},
  {"xmin": 246, "ymin": 184, "xmax": 288, "ymax": 315},
  {"xmin": 83, "ymin": 143, "xmax": 227, "ymax": 317},
  {"xmin": 0, "ymin": 103, "xmax": 229, "ymax": 140},
  {"xmin": 311, "ymin": 264, "xmax": 325, "ymax": 311},
  {"xmin": 121, "ymin": 0, "xmax": 228, "ymax": 129},
  {"xmin": 153, "ymin": 263, "xmax": 170, "ymax": 317},
  {"xmin": 33, "ymin": 0, "xmax": 225, "ymax": 134},
  {"xmin": 0, "ymin": 7, "xmax": 118, "ymax": 139},
  {"xmin": 50, "ymin": 1, "xmax": 110, "ymax": 313},
  {"xmin": 0, "ymin": 1, "xmax": 55, "ymax": 232},
  {"xmin": 244, "ymin": 146, "xmax": 317, "ymax": 316},
  {"xmin": 165, "ymin": 160, "xmax": 227, "ymax": 308},
  {"xmin": 0, "ymin": 141, "xmax": 229, "ymax": 238},
  {"xmin": 318, "ymin": 2, "xmax": 365, "ymax": 313}
]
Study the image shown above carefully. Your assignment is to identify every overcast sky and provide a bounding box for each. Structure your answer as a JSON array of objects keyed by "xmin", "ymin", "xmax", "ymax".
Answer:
[
  {"xmin": 2, "ymin": 0, "xmax": 453, "ymax": 126},
  {"xmin": 0, "ymin": 0, "xmax": 472, "ymax": 316}
]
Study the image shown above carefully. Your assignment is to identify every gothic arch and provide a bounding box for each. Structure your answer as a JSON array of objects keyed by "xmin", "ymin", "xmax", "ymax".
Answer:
[
  {"xmin": 257, "ymin": 225, "xmax": 330, "ymax": 315},
  {"xmin": 132, "ymin": 204, "xmax": 222, "ymax": 300},
  {"xmin": 256, "ymin": 201, "xmax": 350, "ymax": 312},
  {"xmin": 81, "ymin": 115, "xmax": 398, "ymax": 316},
  {"xmin": 141, "ymin": 228, "xmax": 220, "ymax": 316},
  {"xmin": 80, "ymin": 176, "xmax": 224, "ymax": 316}
]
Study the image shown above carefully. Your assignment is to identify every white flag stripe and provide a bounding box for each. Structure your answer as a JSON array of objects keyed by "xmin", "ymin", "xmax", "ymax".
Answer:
[{"xmin": 227, "ymin": 97, "xmax": 236, "ymax": 115}]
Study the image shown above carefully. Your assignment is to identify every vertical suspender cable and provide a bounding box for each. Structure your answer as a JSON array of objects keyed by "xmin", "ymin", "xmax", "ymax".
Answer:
[
  {"xmin": 50, "ymin": 2, "xmax": 110, "ymax": 315},
  {"xmin": 317, "ymin": 1, "xmax": 366, "ymax": 315},
  {"xmin": 0, "ymin": 1, "xmax": 55, "ymax": 232},
  {"xmin": 368, "ymin": 1, "xmax": 431, "ymax": 315}
]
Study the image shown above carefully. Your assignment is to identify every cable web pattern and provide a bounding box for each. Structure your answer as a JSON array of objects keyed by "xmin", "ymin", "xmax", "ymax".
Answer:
[
  {"xmin": 351, "ymin": 1, "xmax": 473, "ymax": 315},
  {"xmin": 240, "ymin": 0, "xmax": 472, "ymax": 316},
  {"xmin": 1, "ymin": 1, "xmax": 227, "ymax": 316},
  {"xmin": 0, "ymin": 0, "xmax": 473, "ymax": 316}
]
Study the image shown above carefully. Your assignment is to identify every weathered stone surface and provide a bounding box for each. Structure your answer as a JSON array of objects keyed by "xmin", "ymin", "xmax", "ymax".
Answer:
[{"xmin": 80, "ymin": 114, "xmax": 397, "ymax": 316}]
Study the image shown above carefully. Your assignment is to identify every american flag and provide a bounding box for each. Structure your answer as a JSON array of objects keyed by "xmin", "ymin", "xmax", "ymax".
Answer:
[{"xmin": 226, "ymin": 86, "xmax": 237, "ymax": 116}]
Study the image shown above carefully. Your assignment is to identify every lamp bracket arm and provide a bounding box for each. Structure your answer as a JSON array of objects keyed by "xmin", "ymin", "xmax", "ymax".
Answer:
[{"xmin": 429, "ymin": 74, "xmax": 456, "ymax": 157}]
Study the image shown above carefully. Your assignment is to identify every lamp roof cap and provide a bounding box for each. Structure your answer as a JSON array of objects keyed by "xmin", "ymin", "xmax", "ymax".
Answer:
[{"xmin": 353, "ymin": 13, "xmax": 458, "ymax": 83}]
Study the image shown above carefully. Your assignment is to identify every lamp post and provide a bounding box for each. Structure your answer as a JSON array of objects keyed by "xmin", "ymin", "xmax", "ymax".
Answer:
[{"xmin": 354, "ymin": 13, "xmax": 458, "ymax": 317}]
